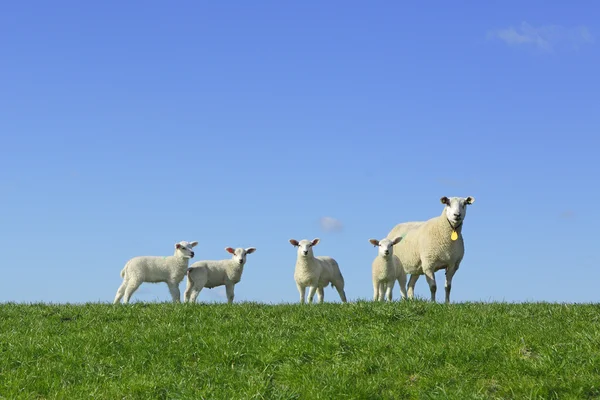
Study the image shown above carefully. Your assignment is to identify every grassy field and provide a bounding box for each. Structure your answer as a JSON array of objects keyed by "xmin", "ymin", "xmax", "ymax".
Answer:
[{"xmin": 1, "ymin": 301, "xmax": 600, "ymax": 399}]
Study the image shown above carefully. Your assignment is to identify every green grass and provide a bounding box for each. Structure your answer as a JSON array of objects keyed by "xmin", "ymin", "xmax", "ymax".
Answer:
[{"xmin": 1, "ymin": 301, "xmax": 600, "ymax": 399}]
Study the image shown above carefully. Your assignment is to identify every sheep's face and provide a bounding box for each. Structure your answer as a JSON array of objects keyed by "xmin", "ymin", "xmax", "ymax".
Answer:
[
  {"xmin": 226, "ymin": 247, "xmax": 256, "ymax": 265},
  {"xmin": 175, "ymin": 241, "xmax": 198, "ymax": 258},
  {"xmin": 441, "ymin": 196, "xmax": 475, "ymax": 227},
  {"xmin": 289, "ymin": 238, "xmax": 319, "ymax": 258},
  {"xmin": 369, "ymin": 236, "xmax": 402, "ymax": 258}
]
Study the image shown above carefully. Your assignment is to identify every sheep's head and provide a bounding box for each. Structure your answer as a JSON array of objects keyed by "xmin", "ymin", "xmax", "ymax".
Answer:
[
  {"xmin": 226, "ymin": 247, "xmax": 256, "ymax": 265},
  {"xmin": 441, "ymin": 196, "xmax": 475, "ymax": 227},
  {"xmin": 369, "ymin": 237, "xmax": 402, "ymax": 258},
  {"xmin": 289, "ymin": 238, "xmax": 319, "ymax": 258},
  {"xmin": 175, "ymin": 241, "xmax": 198, "ymax": 259}
]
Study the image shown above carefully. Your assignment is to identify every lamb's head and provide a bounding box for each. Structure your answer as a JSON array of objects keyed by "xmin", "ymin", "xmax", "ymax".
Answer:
[
  {"xmin": 225, "ymin": 247, "xmax": 256, "ymax": 266},
  {"xmin": 289, "ymin": 238, "xmax": 319, "ymax": 258},
  {"xmin": 175, "ymin": 241, "xmax": 198, "ymax": 259},
  {"xmin": 369, "ymin": 237, "xmax": 402, "ymax": 258},
  {"xmin": 441, "ymin": 196, "xmax": 475, "ymax": 227}
]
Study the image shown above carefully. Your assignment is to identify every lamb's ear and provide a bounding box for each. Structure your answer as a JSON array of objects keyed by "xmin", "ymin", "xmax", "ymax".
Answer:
[
  {"xmin": 175, "ymin": 243, "xmax": 182, "ymax": 249},
  {"xmin": 391, "ymin": 236, "xmax": 403, "ymax": 245},
  {"xmin": 440, "ymin": 196, "xmax": 450, "ymax": 205},
  {"xmin": 245, "ymin": 247, "xmax": 256, "ymax": 254},
  {"xmin": 289, "ymin": 239, "xmax": 299, "ymax": 247},
  {"xmin": 465, "ymin": 196, "xmax": 475, "ymax": 205},
  {"xmin": 225, "ymin": 247, "xmax": 236, "ymax": 254},
  {"xmin": 189, "ymin": 241, "xmax": 199, "ymax": 248},
  {"xmin": 369, "ymin": 239, "xmax": 379, "ymax": 247},
  {"xmin": 311, "ymin": 238, "xmax": 320, "ymax": 246}
]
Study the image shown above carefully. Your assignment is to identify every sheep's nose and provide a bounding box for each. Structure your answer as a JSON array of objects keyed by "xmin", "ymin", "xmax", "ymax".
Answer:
[
  {"xmin": 238, "ymin": 260, "xmax": 243, "ymax": 264},
  {"xmin": 384, "ymin": 251, "xmax": 389, "ymax": 255},
  {"xmin": 453, "ymin": 213, "xmax": 460, "ymax": 218},
  {"xmin": 190, "ymin": 252, "xmax": 195, "ymax": 257},
  {"xmin": 303, "ymin": 251, "xmax": 308, "ymax": 255}
]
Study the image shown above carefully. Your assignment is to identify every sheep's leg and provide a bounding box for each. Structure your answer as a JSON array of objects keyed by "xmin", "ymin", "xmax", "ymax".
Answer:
[
  {"xmin": 225, "ymin": 283, "xmax": 235, "ymax": 304},
  {"xmin": 397, "ymin": 272, "xmax": 408, "ymax": 300},
  {"xmin": 407, "ymin": 274, "xmax": 419, "ymax": 299},
  {"xmin": 307, "ymin": 286, "xmax": 317, "ymax": 304},
  {"xmin": 189, "ymin": 287, "xmax": 203, "ymax": 303},
  {"xmin": 373, "ymin": 279, "xmax": 379, "ymax": 301},
  {"xmin": 296, "ymin": 282, "xmax": 306, "ymax": 304},
  {"xmin": 113, "ymin": 280, "xmax": 127, "ymax": 304},
  {"xmin": 167, "ymin": 281, "xmax": 181, "ymax": 303},
  {"xmin": 378, "ymin": 282, "xmax": 385, "ymax": 301},
  {"xmin": 123, "ymin": 280, "xmax": 142, "ymax": 304},
  {"xmin": 423, "ymin": 269, "xmax": 437, "ymax": 302},
  {"xmin": 385, "ymin": 280, "xmax": 395, "ymax": 302},
  {"xmin": 334, "ymin": 284, "xmax": 347, "ymax": 303},
  {"xmin": 316, "ymin": 287, "xmax": 324, "ymax": 304},
  {"xmin": 444, "ymin": 265, "xmax": 458, "ymax": 304},
  {"xmin": 183, "ymin": 279, "xmax": 193, "ymax": 303}
]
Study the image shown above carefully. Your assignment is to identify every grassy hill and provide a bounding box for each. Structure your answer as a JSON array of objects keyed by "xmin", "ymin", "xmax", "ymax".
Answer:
[{"xmin": 1, "ymin": 301, "xmax": 600, "ymax": 399}]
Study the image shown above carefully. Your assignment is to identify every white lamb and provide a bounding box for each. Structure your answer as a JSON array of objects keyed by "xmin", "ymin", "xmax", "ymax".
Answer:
[
  {"xmin": 289, "ymin": 238, "xmax": 347, "ymax": 304},
  {"xmin": 113, "ymin": 240, "xmax": 198, "ymax": 304},
  {"xmin": 369, "ymin": 236, "xmax": 406, "ymax": 302},
  {"xmin": 183, "ymin": 246, "xmax": 256, "ymax": 304},
  {"xmin": 387, "ymin": 196, "xmax": 475, "ymax": 303}
]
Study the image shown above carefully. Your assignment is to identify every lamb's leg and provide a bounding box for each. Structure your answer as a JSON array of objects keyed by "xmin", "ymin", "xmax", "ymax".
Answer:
[
  {"xmin": 225, "ymin": 283, "xmax": 235, "ymax": 304},
  {"xmin": 123, "ymin": 280, "xmax": 142, "ymax": 304},
  {"xmin": 373, "ymin": 279, "xmax": 379, "ymax": 301},
  {"xmin": 307, "ymin": 286, "xmax": 317, "ymax": 304},
  {"xmin": 296, "ymin": 282, "xmax": 306, "ymax": 304},
  {"xmin": 385, "ymin": 280, "xmax": 395, "ymax": 302},
  {"xmin": 189, "ymin": 287, "xmax": 203, "ymax": 303},
  {"xmin": 378, "ymin": 282, "xmax": 385, "ymax": 301},
  {"xmin": 445, "ymin": 265, "xmax": 458, "ymax": 304},
  {"xmin": 334, "ymin": 284, "xmax": 347, "ymax": 303},
  {"xmin": 397, "ymin": 271, "xmax": 407, "ymax": 300},
  {"xmin": 423, "ymin": 269, "xmax": 437, "ymax": 302},
  {"xmin": 114, "ymin": 280, "xmax": 127, "ymax": 304},
  {"xmin": 183, "ymin": 275, "xmax": 193, "ymax": 302},
  {"xmin": 317, "ymin": 287, "xmax": 324, "ymax": 304},
  {"xmin": 407, "ymin": 274, "xmax": 419, "ymax": 299},
  {"xmin": 167, "ymin": 281, "xmax": 181, "ymax": 303}
]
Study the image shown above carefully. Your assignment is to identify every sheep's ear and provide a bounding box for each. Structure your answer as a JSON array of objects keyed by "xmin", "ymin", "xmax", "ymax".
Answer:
[
  {"xmin": 289, "ymin": 239, "xmax": 299, "ymax": 247},
  {"xmin": 369, "ymin": 239, "xmax": 379, "ymax": 246},
  {"xmin": 189, "ymin": 241, "xmax": 198, "ymax": 248},
  {"xmin": 225, "ymin": 247, "xmax": 235, "ymax": 254},
  {"xmin": 391, "ymin": 236, "xmax": 403, "ymax": 245},
  {"xmin": 175, "ymin": 243, "xmax": 182, "ymax": 249},
  {"xmin": 245, "ymin": 247, "xmax": 256, "ymax": 254},
  {"xmin": 311, "ymin": 238, "xmax": 320, "ymax": 246},
  {"xmin": 440, "ymin": 196, "xmax": 450, "ymax": 205},
  {"xmin": 465, "ymin": 196, "xmax": 475, "ymax": 205}
]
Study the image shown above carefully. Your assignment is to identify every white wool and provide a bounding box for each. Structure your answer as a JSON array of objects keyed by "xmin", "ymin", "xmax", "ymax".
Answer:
[
  {"xmin": 369, "ymin": 236, "xmax": 406, "ymax": 301},
  {"xmin": 113, "ymin": 240, "xmax": 198, "ymax": 304},
  {"xmin": 387, "ymin": 196, "xmax": 475, "ymax": 303},
  {"xmin": 289, "ymin": 238, "xmax": 347, "ymax": 304},
  {"xmin": 184, "ymin": 246, "xmax": 256, "ymax": 304}
]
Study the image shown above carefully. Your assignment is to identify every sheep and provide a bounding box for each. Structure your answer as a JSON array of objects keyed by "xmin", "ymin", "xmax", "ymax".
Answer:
[
  {"xmin": 183, "ymin": 246, "xmax": 256, "ymax": 304},
  {"xmin": 113, "ymin": 240, "xmax": 198, "ymax": 304},
  {"xmin": 289, "ymin": 238, "xmax": 347, "ymax": 304},
  {"xmin": 369, "ymin": 236, "xmax": 406, "ymax": 301},
  {"xmin": 387, "ymin": 196, "xmax": 475, "ymax": 303}
]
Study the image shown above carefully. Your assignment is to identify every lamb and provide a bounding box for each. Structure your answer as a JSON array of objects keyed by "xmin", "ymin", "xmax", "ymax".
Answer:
[
  {"xmin": 289, "ymin": 238, "xmax": 347, "ymax": 304},
  {"xmin": 113, "ymin": 240, "xmax": 198, "ymax": 304},
  {"xmin": 183, "ymin": 246, "xmax": 256, "ymax": 304},
  {"xmin": 387, "ymin": 196, "xmax": 475, "ymax": 303},
  {"xmin": 369, "ymin": 236, "xmax": 406, "ymax": 301}
]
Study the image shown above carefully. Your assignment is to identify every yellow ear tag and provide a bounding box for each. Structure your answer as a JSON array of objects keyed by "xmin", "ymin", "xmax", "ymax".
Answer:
[{"xmin": 451, "ymin": 231, "xmax": 458, "ymax": 241}]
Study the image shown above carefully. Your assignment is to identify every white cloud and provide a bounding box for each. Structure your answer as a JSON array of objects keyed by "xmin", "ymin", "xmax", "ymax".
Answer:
[
  {"xmin": 319, "ymin": 216, "xmax": 343, "ymax": 233},
  {"xmin": 488, "ymin": 22, "xmax": 594, "ymax": 52}
]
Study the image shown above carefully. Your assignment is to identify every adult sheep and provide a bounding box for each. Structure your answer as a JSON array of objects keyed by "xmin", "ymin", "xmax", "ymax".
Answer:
[{"xmin": 387, "ymin": 196, "xmax": 475, "ymax": 303}]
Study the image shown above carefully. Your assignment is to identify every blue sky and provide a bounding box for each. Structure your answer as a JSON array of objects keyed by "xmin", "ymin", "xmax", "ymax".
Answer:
[{"xmin": 1, "ymin": 1, "xmax": 598, "ymax": 304}]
